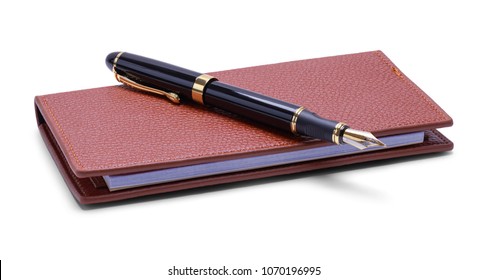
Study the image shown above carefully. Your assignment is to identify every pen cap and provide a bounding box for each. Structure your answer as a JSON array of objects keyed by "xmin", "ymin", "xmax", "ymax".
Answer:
[
  {"xmin": 107, "ymin": 52, "xmax": 202, "ymax": 100},
  {"xmin": 105, "ymin": 52, "xmax": 120, "ymax": 70}
]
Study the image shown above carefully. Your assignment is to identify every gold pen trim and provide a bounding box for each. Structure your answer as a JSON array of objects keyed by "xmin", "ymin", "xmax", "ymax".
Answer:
[
  {"xmin": 112, "ymin": 52, "xmax": 124, "ymax": 72},
  {"xmin": 332, "ymin": 122, "xmax": 347, "ymax": 145},
  {"xmin": 114, "ymin": 73, "xmax": 181, "ymax": 104},
  {"xmin": 290, "ymin": 106, "xmax": 305, "ymax": 135},
  {"xmin": 111, "ymin": 52, "xmax": 180, "ymax": 104},
  {"xmin": 192, "ymin": 74, "xmax": 216, "ymax": 105}
]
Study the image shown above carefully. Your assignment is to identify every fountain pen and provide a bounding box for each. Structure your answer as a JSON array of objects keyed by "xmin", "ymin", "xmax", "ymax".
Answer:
[{"xmin": 106, "ymin": 52, "xmax": 385, "ymax": 150}]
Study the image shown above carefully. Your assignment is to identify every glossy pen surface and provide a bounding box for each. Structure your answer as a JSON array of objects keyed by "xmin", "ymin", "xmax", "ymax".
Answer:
[
  {"xmin": 106, "ymin": 52, "xmax": 199, "ymax": 100},
  {"xmin": 205, "ymin": 81, "xmax": 300, "ymax": 131},
  {"xmin": 106, "ymin": 52, "xmax": 385, "ymax": 149}
]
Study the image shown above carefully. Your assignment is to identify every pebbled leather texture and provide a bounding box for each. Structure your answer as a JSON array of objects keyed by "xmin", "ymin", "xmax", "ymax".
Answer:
[{"xmin": 35, "ymin": 51, "xmax": 453, "ymax": 204}]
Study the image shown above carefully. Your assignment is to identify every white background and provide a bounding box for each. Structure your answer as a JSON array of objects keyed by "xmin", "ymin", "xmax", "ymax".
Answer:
[{"xmin": 1, "ymin": 1, "xmax": 486, "ymax": 279}]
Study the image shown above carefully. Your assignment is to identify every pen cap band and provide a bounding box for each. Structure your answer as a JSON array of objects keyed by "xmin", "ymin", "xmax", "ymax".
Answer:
[
  {"xmin": 192, "ymin": 74, "xmax": 217, "ymax": 105},
  {"xmin": 332, "ymin": 122, "xmax": 348, "ymax": 145},
  {"xmin": 111, "ymin": 52, "xmax": 124, "ymax": 72},
  {"xmin": 290, "ymin": 106, "xmax": 306, "ymax": 135}
]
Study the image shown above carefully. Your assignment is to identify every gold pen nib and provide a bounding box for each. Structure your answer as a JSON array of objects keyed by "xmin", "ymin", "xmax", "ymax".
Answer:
[{"xmin": 342, "ymin": 128, "xmax": 386, "ymax": 150}]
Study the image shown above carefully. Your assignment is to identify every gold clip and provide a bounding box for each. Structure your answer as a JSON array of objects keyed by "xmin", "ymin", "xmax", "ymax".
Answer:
[{"xmin": 114, "ymin": 72, "xmax": 180, "ymax": 104}]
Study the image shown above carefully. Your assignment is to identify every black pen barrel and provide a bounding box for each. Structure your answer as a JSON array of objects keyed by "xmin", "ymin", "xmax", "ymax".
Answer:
[
  {"xmin": 204, "ymin": 82, "xmax": 341, "ymax": 141},
  {"xmin": 204, "ymin": 81, "xmax": 300, "ymax": 131}
]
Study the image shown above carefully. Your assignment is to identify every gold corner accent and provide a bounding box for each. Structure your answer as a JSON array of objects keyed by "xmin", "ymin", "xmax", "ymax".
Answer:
[
  {"xmin": 192, "ymin": 74, "xmax": 217, "ymax": 105},
  {"xmin": 115, "ymin": 73, "xmax": 180, "ymax": 104},
  {"xmin": 392, "ymin": 66, "xmax": 402, "ymax": 77},
  {"xmin": 290, "ymin": 106, "xmax": 305, "ymax": 135},
  {"xmin": 112, "ymin": 52, "xmax": 124, "ymax": 73},
  {"xmin": 332, "ymin": 122, "xmax": 347, "ymax": 145}
]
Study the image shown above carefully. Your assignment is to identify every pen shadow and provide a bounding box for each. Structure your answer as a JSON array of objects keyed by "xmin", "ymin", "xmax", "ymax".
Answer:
[{"xmin": 79, "ymin": 151, "xmax": 452, "ymax": 210}]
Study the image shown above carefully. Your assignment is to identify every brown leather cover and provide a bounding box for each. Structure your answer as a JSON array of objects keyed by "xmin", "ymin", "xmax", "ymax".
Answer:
[{"xmin": 35, "ymin": 51, "xmax": 453, "ymax": 204}]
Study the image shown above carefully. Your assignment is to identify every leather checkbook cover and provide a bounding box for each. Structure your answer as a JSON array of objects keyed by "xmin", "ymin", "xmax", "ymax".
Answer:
[{"xmin": 35, "ymin": 51, "xmax": 453, "ymax": 204}]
